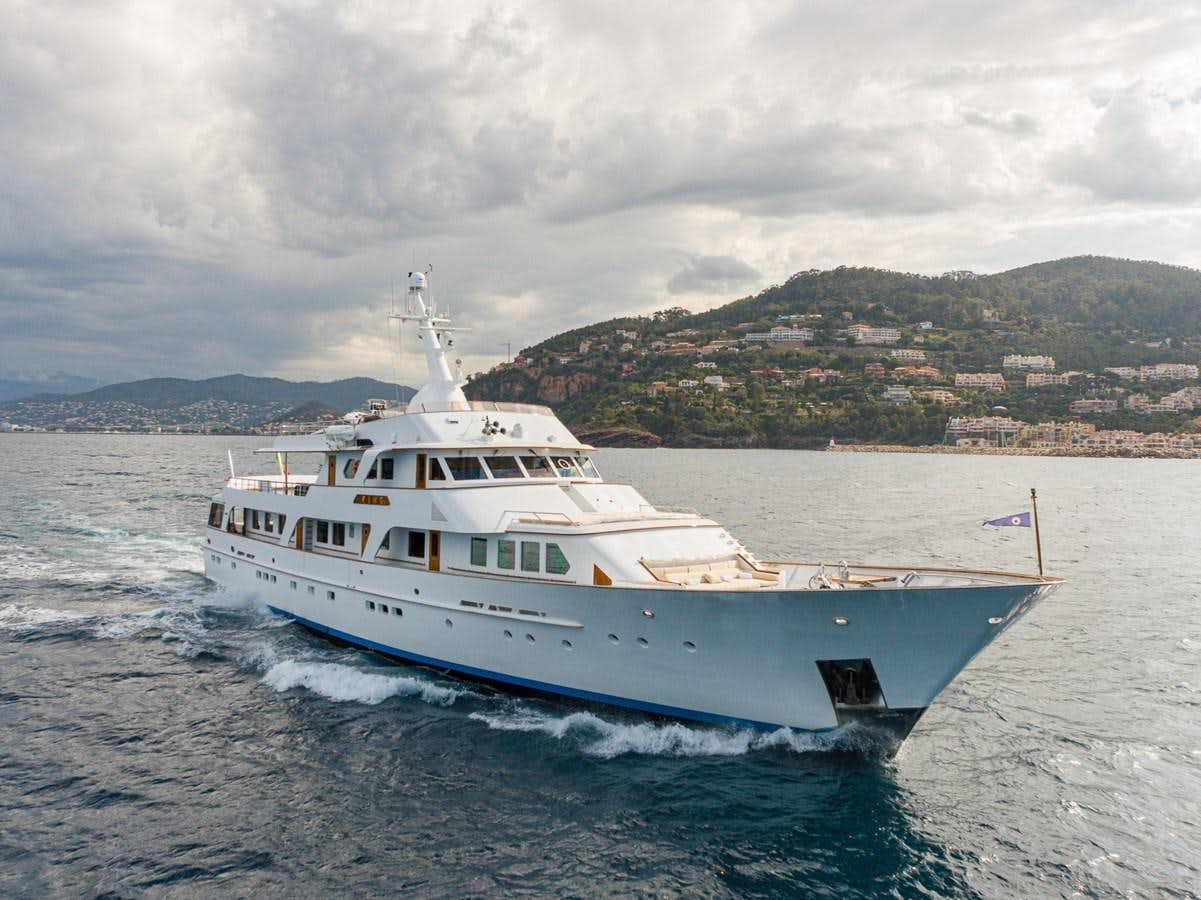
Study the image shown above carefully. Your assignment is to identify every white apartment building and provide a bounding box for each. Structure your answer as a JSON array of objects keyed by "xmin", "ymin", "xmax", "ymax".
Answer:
[
  {"xmin": 1026, "ymin": 373, "xmax": 1074, "ymax": 387},
  {"xmin": 954, "ymin": 373, "xmax": 1007, "ymax": 392},
  {"xmin": 745, "ymin": 327, "xmax": 815, "ymax": 343},
  {"xmin": 845, "ymin": 324, "xmax": 902, "ymax": 344},
  {"xmin": 1002, "ymin": 354, "xmax": 1055, "ymax": 371},
  {"xmin": 890, "ymin": 349, "xmax": 927, "ymax": 361}
]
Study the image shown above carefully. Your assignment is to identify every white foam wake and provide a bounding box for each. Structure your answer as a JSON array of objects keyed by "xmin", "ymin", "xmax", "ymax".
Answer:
[
  {"xmin": 261, "ymin": 660, "xmax": 464, "ymax": 707},
  {"xmin": 467, "ymin": 709, "xmax": 849, "ymax": 758},
  {"xmin": 0, "ymin": 604, "xmax": 93, "ymax": 632}
]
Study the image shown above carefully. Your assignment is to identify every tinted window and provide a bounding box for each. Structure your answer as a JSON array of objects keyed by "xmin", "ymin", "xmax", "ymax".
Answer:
[
  {"xmin": 485, "ymin": 456, "xmax": 523, "ymax": 479},
  {"xmin": 251, "ymin": 510, "xmax": 260, "ymax": 529},
  {"xmin": 546, "ymin": 543, "xmax": 570, "ymax": 575},
  {"xmin": 497, "ymin": 539, "xmax": 515, "ymax": 570},
  {"xmin": 264, "ymin": 512, "xmax": 274, "ymax": 533},
  {"xmin": 445, "ymin": 457, "xmax": 485, "ymax": 480},
  {"xmin": 521, "ymin": 541, "xmax": 540, "ymax": 572},
  {"xmin": 208, "ymin": 502, "xmax": 225, "ymax": 527},
  {"xmin": 407, "ymin": 530, "xmax": 426, "ymax": 558},
  {"xmin": 332, "ymin": 523, "xmax": 345, "ymax": 546},
  {"xmin": 429, "ymin": 458, "xmax": 446, "ymax": 481},
  {"xmin": 577, "ymin": 456, "xmax": 601, "ymax": 479},
  {"xmin": 380, "ymin": 457, "xmax": 394, "ymax": 479},
  {"xmin": 470, "ymin": 537, "xmax": 487, "ymax": 566},
  {"xmin": 316, "ymin": 520, "xmax": 329, "ymax": 542},
  {"xmin": 520, "ymin": 455, "xmax": 554, "ymax": 478}
]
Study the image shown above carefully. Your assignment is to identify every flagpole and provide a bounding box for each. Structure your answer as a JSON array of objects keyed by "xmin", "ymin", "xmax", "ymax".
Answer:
[{"xmin": 1030, "ymin": 487, "xmax": 1044, "ymax": 578}]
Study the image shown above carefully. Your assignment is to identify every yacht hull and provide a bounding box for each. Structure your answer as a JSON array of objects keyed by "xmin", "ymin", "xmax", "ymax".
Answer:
[{"xmin": 205, "ymin": 530, "xmax": 1053, "ymax": 737}]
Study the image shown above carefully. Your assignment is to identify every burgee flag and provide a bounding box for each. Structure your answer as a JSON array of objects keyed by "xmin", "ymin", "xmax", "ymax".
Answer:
[{"xmin": 983, "ymin": 511, "xmax": 1032, "ymax": 527}]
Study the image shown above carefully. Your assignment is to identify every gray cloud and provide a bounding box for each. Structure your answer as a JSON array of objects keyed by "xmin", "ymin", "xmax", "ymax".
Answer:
[
  {"xmin": 2, "ymin": 1, "xmax": 1200, "ymax": 384},
  {"xmin": 667, "ymin": 255, "xmax": 760, "ymax": 295},
  {"xmin": 961, "ymin": 108, "xmax": 1041, "ymax": 136}
]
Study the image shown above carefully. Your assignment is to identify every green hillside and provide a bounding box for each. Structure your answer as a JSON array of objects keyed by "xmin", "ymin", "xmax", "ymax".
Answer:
[{"xmin": 466, "ymin": 256, "xmax": 1201, "ymax": 448}]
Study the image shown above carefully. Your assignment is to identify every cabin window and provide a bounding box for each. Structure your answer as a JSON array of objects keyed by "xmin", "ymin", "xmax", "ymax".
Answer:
[
  {"xmin": 251, "ymin": 510, "xmax": 261, "ymax": 530},
  {"xmin": 497, "ymin": 539, "xmax": 515, "ymax": 570},
  {"xmin": 429, "ymin": 458, "xmax": 446, "ymax": 481},
  {"xmin": 278, "ymin": 515, "xmax": 286, "ymax": 535},
  {"xmin": 316, "ymin": 521, "xmax": 329, "ymax": 543},
  {"xmin": 470, "ymin": 537, "xmax": 487, "ymax": 566},
  {"xmin": 343, "ymin": 458, "xmax": 360, "ymax": 478},
  {"xmin": 552, "ymin": 457, "xmax": 579, "ymax": 478},
  {"xmin": 264, "ymin": 512, "xmax": 274, "ymax": 533},
  {"xmin": 577, "ymin": 456, "xmax": 601, "ymax": 479},
  {"xmin": 208, "ymin": 502, "xmax": 225, "ymax": 528},
  {"xmin": 521, "ymin": 455, "xmax": 554, "ymax": 478},
  {"xmin": 332, "ymin": 523, "xmax": 346, "ymax": 546},
  {"xmin": 521, "ymin": 541, "xmax": 540, "ymax": 573},
  {"xmin": 366, "ymin": 461, "xmax": 377, "ymax": 479},
  {"xmin": 485, "ymin": 456, "xmax": 523, "ymax": 479},
  {"xmin": 381, "ymin": 530, "xmax": 391, "ymax": 550},
  {"xmin": 407, "ymin": 530, "xmax": 426, "ymax": 559},
  {"xmin": 445, "ymin": 457, "xmax": 485, "ymax": 480},
  {"xmin": 380, "ymin": 457, "xmax": 394, "ymax": 479},
  {"xmin": 546, "ymin": 543, "xmax": 570, "ymax": 575}
]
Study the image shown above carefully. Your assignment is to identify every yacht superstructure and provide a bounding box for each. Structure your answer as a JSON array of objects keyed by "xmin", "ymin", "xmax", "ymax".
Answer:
[{"xmin": 203, "ymin": 272, "xmax": 1062, "ymax": 744}]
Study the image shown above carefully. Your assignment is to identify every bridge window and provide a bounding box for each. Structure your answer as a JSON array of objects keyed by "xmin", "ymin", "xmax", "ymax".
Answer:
[
  {"xmin": 445, "ymin": 457, "xmax": 485, "ymax": 480},
  {"xmin": 380, "ymin": 457, "xmax": 394, "ymax": 479},
  {"xmin": 251, "ymin": 510, "xmax": 261, "ymax": 530},
  {"xmin": 470, "ymin": 537, "xmax": 487, "ymax": 567},
  {"xmin": 316, "ymin": 521, "xmax": 329, "ymax": 543},
  {"xmin": 429, "ymin": 457, "xmax": 447, "ymax": 481},
  {"xmin": 521, "ymin": 541, "xmax": 540, "ymax": 573},
  {"xmin": 497, "ymin": 539, "xmax": 515, "ymax": 570},
  {"xmin": 332, "ymin": 523, "xmax": 346, "ymax": 546},
  {"xmin": 264, "ymin": 512, "xmax": 274, "ymax": 533},
  {"xmin": 343, "ymin": 458, "xmax": 360, "ymax": 478},
  {"xmin": 520, "ymin": 455, "xmax": 554, "ymax": 478},
  {"xmin": 485, "ymin": 456, "xmax": 523, "ymax": 479},
  {"xmin": 576, "ymin": 456, "xmax": 601, "ymax": 479},
  {"xmin": 552, "ymin": 457, "xmax": 579, "ymax": 478},
  {"xmin": 407, "ymin": 530, "xmax": 426, "ymax": 559},
  {"xmin": 208, "ymin": 502, "xmax": 225, "ymax": 528},
  {"xmin": 545, "ymin": 543, "xmax": 570, "ymax": 575}
]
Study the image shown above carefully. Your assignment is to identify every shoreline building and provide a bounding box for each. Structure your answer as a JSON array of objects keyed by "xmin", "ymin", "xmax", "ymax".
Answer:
[
  {"xmin": 745, "ymin": 326, "xmax": 815, "ymax": 345},
  {"xmin": 844, "ymin": 324, "xmax": 902, "ymax": 345},
  {"xmin": 1003, "ymin": 355, "xmax": 1055, "ymax": 371},
  {"xmin": 954, "ymin": 372, "xmax": 1007, "ymax": 392},
  {"xmin": 946, "ymin": 415, "xmax": 1025, "ymax": 447}
]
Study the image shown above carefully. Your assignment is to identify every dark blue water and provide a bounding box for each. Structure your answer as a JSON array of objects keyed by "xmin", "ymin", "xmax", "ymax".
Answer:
[{"xmin": 2, "ymin": 435, "xmax": 1198, "ymax": 897}]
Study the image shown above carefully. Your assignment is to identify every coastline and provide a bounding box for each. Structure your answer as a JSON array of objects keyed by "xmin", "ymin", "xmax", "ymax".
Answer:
[{"xmin": 827, "ymin": 443, "xmax": 1201, "ymax": 459}]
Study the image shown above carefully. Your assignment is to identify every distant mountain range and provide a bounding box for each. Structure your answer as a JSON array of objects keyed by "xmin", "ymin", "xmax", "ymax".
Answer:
[
  {"xmin": 0, "ymin": 373, "xmax": 106, "ymax": 403},
  {"xmin": 0, "ymin": 375, "xmax": 413, "ymax": 431}
]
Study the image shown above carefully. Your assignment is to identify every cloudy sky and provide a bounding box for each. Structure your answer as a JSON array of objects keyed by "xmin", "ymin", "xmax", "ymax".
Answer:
[{"xmin": 3, "ymin": 1, "xmax": 1200, "ymax": 386}]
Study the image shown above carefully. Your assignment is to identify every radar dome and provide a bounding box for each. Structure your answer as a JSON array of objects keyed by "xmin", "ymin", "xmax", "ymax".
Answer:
[{"xmin": 408, "ymin": 271, "xmax": 427, "ymax": 291}]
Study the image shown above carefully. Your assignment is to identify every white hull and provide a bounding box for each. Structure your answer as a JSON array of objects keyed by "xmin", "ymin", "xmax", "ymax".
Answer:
[{"xmin": 205, "ymin": 529, "xmax": 1053, "ymax": 734}]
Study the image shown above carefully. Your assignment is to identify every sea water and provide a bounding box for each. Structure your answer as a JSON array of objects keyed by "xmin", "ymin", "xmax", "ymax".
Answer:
[{"xmin": 1, "ymin": 435, "xmax": 1198, "ymax": 897}]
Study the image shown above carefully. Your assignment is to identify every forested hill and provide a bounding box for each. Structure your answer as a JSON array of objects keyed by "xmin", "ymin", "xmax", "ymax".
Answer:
[{"xmin": 466, "ymin": 256, "xmax": 1201, "ymax": 448}]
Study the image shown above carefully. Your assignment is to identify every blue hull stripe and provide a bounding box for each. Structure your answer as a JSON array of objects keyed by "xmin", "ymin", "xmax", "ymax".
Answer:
[{"xmin": 266, "ymin": 605, "xmax": 799, "ymax": 732}]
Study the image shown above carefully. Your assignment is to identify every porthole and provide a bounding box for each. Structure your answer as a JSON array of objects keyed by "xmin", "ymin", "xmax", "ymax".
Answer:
[
  {"xmin": 393, "ymin": 607, "xmax": 403, "ymax": 617},
  {"xmin": 607, "ymin": 633, "xmax": 620, "ymax": 644},
  {"xmin": 414, "ymin": 588, "xmax": 420, "ymax": 596},
  {"xmin": 380, "ymin": 604, "xmax": 389, "ymax": 614},
  {"xmin": 445, "ymin": 618, "xmax": 453, "ymax": 628},
  {"xmin": 526, "ymin": 633, "xmax": 535, "ymax": 643},
  {"xmin": 504, "ymin": 629, "xmax": 513, "ymax": 639},
  {"xmin": 833, "ymin": 616, "xmax": 849, "ymax": 626},
  {"xmin": 683, "ymin": 641, "xmax": 697, "ymax": 652},
  {"xmin": 562, "ymin": 640, "xmax": 573, "ymax": 650},
  {"xmin": 641, "ymin": 609, "xmax": 655, "ymax": 619},
  {"xmin": 637, "ymin": 637, "xmax": 649, "ymax": 648}
]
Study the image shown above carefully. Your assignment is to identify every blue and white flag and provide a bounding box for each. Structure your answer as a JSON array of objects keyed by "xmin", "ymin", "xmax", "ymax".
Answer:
[{"xmin": 983, "ymin": 511, "xmax": 1031, "ymax": 527}]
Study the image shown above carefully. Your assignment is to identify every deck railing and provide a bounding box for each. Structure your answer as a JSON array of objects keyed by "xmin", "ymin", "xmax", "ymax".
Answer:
[{"xmin": 226, "ymin": 476, "xmax": 311, "ymax": 496}]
